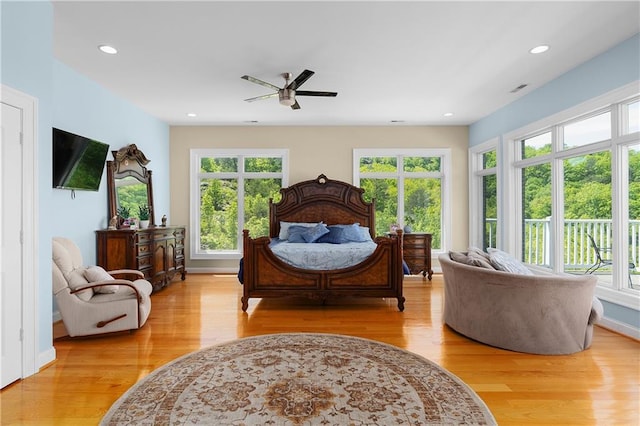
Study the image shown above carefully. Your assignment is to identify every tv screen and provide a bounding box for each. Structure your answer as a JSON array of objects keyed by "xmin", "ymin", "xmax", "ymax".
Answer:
[{"xmin": 52, "ymin": 128, "xmax": 110, "ymax": 191}]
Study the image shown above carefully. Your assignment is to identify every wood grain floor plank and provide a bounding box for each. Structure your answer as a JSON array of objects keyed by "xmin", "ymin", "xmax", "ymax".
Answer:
[{"xmin": 1, "ymin": 274, "xmax": 638, "ymax": 425}]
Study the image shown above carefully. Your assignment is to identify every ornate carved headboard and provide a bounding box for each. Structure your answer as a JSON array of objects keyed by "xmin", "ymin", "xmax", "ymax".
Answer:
[{"xmin": 269, "ymin": 174, "xmax": 376, "ymax": 239}]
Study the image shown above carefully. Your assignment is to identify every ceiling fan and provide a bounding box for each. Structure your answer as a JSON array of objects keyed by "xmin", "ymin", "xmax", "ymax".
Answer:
[{"xmin": 241, "ymin": 69, "xmax": 337, "ymax": 110}]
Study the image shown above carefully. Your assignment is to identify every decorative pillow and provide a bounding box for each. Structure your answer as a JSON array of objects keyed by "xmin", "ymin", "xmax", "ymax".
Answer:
[
  {"xmin": 286, "ymin": 226, "xmax": 311, "ymax": 243},
  {"xmin": 449, "ymin": 251, "xmax": 470, "ymax": 264},
  {"xmin": 84, "ymin": 266, "xmax": 119, "ymax": 293},
  {"xmin": 66, "ymin": 268, "xmax": 93, "ymax": 301},
  {"xmin": 287, "ymin": 224, "xmax": 329, "ymax": 243},
  {"xmin": 317, "ymin": 226, "xmax": 346, "ymax": 244},
  {"xmin": 279, "ymin": 221, "xmax": 320, "ymax": 240},
  {"xmin": 341, "ymin": 223, "xmax": 370, "ymax": 242},
  {"xmin": 467, "ymin": 251, "xmax": 495, "ymax": 269},
  {"xmin": 301, "ymin": 223, "xmax": 330, "ymax": 243},
  {"xmin": 357, "ymin": 226, "xmax": 374, "ymax": 242},
  {"xmin": 487, "ymin": 248, "xmax": 533, "ymax": 275},
  {"xmin": 467, "ymin": 246, "xmax": 491, "ymax": 262}
]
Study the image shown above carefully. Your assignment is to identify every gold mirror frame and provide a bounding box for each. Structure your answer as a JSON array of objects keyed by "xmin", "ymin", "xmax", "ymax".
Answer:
[{"xmin": 106, "ymin": 144, "xmax": 155, "ymax": 226}]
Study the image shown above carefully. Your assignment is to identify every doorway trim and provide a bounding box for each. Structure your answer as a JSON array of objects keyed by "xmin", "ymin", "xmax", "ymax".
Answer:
[{"xmin": 1, "ymin": 84, "xmax": 39, "ymax": 379}]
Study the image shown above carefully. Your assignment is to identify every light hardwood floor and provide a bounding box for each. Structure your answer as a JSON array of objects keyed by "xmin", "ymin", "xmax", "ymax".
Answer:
[{"xmin": 1, "ymin": 274, "xmax": 639, "ymax": 425}]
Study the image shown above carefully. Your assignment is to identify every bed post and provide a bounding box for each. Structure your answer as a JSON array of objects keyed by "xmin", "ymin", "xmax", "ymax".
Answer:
[{"xmin": 241, "ymin": 229, "xmax": 251, "ymax": 311}]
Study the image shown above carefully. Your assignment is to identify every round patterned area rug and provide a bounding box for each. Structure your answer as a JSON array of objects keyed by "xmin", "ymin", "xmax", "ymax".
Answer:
[{"xmin": 101, "ymin": 333, "xmax": 496, "ymax": 425}]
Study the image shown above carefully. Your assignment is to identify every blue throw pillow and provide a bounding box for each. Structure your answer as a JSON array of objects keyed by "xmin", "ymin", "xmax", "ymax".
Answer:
[
  {"xmin": 287, "ymin": 226, "xmax": 311, "ymax": 243},
  {"xmin": 341, "ymin": 223, "xmax": 369, "ymax": 242},
  {"xmin": 301, "ymin": 223, "xmax": 330, "ymax": 243},
  {"xmin": 317, "ymin": 226, "xmax": 346, "ymax": 244},
  {"xmin": 288, "ymin": 224, "xmax": 329, "ymax": 243}
]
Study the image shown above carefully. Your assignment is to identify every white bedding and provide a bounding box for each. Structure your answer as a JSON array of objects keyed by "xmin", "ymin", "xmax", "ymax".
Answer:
[{"xmin": 269, "ymin": 239, "xmax": 378, "ymax": 270}]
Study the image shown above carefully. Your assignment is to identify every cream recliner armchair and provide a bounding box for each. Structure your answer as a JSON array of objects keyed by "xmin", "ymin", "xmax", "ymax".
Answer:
[{"xmin": 52, "ymin": 237, "xmax": 152, "ymax": 337}]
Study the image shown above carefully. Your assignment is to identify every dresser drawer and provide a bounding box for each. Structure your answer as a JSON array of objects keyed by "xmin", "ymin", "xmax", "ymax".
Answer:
[
  {"xmin": 138, "ymin": 255, "xmax": 152, "ymax": 268},
  {"xmin": 137, "ymin": 243, "xmax": 151, "ymax": 256},
  {"xmin": 137, "ymin": 232, "xmax": 152, "ymax": 243}
]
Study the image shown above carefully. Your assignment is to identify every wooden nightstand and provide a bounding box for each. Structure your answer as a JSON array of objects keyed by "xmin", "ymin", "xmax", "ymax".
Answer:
[{"xmin": 402, "ymin": 233, "xmax": 433, "ymax": 280}]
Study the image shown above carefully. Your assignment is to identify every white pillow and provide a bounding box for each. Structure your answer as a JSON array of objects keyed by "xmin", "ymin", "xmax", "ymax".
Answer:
[
  {"xmin": 487, "ymin": 248, "xmax": 533, "ymax": 275},
  {"xmin": 278, "ymin": 221, "xmax": 320, "ymax": 240},
  {"xmin": 66, "ymin": 268, "xmax": 93, "ymax": 301},
  {"xmin": 84, "ymin": 266, "xmax": 119, "ymax": 294}
]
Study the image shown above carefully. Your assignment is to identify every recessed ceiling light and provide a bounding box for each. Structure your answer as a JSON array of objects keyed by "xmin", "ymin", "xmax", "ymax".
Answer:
[
  {"xmin": 443, "ymin": 112, "xmax": 454, "ymax": 117},
  {"xmin": 529, "ymin": 45, "xmax": 549, "ymax": 54},
  {"xmin": 98, "ymin": 45, "xmax": 118, "ymax": 55},
  {"xmin": 186, "ymin": 113, "xmax": 197, "ymax": 117}
]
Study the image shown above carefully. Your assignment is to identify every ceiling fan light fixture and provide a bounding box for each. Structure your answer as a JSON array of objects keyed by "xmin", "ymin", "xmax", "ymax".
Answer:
[{"xmin": 279, "ymin": 89, "xmax": 296, "ymax": 106}]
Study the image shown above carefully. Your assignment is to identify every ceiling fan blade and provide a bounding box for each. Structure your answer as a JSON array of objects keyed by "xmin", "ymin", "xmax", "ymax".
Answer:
[
  {"xmin": 295, "ymin": 90, "xmax": 338, "ymax": 97},
  {"xmin": 241, "ymin": 75, "xmax": 281, "ymax": 91},
  {"xmin": 291, "ymin": 100, "xmax": 301, "ymax": 110},
  {"xmin": 244, "ymin": 92, "xmax": 278, "ymax": 102},
  {"xmin": 287, "ymin": 69, "xmax": 315, "ymax": 90}
]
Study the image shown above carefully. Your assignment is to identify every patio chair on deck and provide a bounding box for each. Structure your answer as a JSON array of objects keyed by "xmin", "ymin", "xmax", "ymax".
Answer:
[{"xmin": 586, "ymin": 234, "xmax": 635, "ymax": 288}]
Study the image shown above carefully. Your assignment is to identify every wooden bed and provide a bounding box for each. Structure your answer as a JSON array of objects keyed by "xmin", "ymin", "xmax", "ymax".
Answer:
[{"xmin": 241, "ymin": 174, "xmax": 405, "ymax": 311}]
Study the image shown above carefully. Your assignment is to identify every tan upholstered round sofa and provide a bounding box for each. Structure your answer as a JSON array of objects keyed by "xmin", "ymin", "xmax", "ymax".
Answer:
[{"xmin": 439, "ymin": 253, "xmax": 603, "ymax": 355}]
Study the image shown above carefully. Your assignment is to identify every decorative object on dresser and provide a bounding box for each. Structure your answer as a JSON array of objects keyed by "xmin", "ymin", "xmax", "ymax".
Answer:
[
  {"xmin": 137, "ymin": 204, "xmax": 151, "ymax": 229},
  {"xmin": 402, "ymin": 232, "xmax": 433, "ymax": 279},
  {"xmin": 106, "ymin": 144, "xmax": 155, "ymax": 227},
  {"xmin": 96, "ymin": 227, "xmax": 186, "ymax": 292},
  {"xmin": 241, "ymin": 174, "xmax": 405, "ymax": 311},
  {"xmin": 100, "ymin": 144, "xmax": 186, "ymax": 292}
]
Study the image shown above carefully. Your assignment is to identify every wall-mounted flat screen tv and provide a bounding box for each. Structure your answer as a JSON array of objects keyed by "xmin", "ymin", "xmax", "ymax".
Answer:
[{"xmin": 52, "ymin": 128, "xmax": 110, "ymax": 191}]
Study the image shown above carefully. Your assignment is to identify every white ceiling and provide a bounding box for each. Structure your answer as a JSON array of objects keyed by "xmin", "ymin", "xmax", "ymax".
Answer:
[{"xmin": 52, "ymin": 1, "xmax": 640, "ymax": 126}]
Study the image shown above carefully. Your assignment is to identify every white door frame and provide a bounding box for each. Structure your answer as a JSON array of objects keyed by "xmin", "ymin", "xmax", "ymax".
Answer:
[{"xmin": 1, "ymin": 84, "xmax": 39, "ymax": 380}]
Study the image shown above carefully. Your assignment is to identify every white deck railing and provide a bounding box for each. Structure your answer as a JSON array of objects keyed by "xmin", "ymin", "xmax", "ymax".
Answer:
[{"xmin": 484, "ymin": 218, "xmax": 640, "ymax": 271}]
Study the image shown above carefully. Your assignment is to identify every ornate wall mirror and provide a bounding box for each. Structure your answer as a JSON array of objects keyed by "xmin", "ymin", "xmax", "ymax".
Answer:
[{"xmin": 106, "ymin": 144, "xmax": 155, "ymax": 226}]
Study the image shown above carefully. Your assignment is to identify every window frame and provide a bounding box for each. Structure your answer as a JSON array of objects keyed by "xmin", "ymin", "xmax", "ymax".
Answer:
[
  {"xmin": 498, "ymin": 82, "xmax": 639, "ymax": 309},
  {"xmin": 469, "ymin": 138, "xmax": 499, "ymax": 249},
  {"xmin": 353, "ymin": 148, "xmax": 452, "ymax": 253},
  {"xmin": 189, "ymin": 148, "xmax": 289, "ymax": 260}
]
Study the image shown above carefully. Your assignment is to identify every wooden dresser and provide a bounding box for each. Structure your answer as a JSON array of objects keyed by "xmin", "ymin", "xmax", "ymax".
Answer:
[
  {"xmin": 96, "ymin": 226, "xmax": 186, "ymax": 292},
  {"xmin": 402, "ymin": 232, "xmax": 433, "ymax": 280}
]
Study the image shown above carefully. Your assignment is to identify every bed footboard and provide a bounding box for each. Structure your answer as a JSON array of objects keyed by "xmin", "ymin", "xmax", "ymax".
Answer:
[{"xmin": 241, "ymin": 230, "xmax": 405, "ymax": 311}]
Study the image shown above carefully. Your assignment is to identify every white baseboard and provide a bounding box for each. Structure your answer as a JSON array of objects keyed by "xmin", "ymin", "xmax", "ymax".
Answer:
[
  {"xmin": 598, "ymin": 317, "xmax": 640, "ymax": 340},
  {"xmin": 38, "ymin": 346, "xmax": 56, "ymax": 370},
  {"xmin": 52, "ymin": 310, "xmax": 61, "ymax": 322},
  {"xmin": 187, "ymin": 267, "xmax": 239, "ymax": 274}
]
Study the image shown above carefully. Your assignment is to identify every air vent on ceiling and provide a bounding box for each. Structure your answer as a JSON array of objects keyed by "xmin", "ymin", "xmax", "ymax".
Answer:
[{"xmin": 510, "ymin": 84, "xmax": 528, "ymax": 93}]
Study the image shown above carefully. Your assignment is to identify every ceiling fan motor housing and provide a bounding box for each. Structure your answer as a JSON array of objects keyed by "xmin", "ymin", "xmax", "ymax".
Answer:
[{"xmin": 279, "ymin": 89, "xmax": 296, "ymax": 106}]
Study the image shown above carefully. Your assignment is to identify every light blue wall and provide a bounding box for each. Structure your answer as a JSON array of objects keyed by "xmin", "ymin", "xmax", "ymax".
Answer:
[
  {"xmin": 469, "ymin": 33, "xmax": 640, "ymax": 332},
  {"xmin": 2, "ymin": 0, "xmax": 55, "ymax": 358},
  {"xmin": 52, "ymin": 60, "xmax": 170, "ymax": 261},
  {"xmin": 470, "ymin": 33, "xmax": 640, "ymax": 146},
  {"xmin": 2, "ymin": 1, "xmax": 169, "ymax": 361}
]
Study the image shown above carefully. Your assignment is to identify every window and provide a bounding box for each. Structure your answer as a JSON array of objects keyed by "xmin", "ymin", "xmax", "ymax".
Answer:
[
  {"xmin": 627, "ymin": 143, "xmax": 639, "ymax": 288},
  {"xmin": 563, "ymin": 111, "xmax": 611, "ymax": 149},
  {"xmin": 470, "ymin": 141, "xmax": 499, "ymax": 250},
  {"xmin": 507, "ymin": 93, "xmax": 639, "ymax": 297},
  {"xmin": 521, "ymin": 162, "xmax": 551, "ymax": 266},
  {"xmin": 190, "ymin": 149, "xmax": 288, "ymax": 259},
  {"xmin": 353, "ymin": 149, "xmax": 451, "ymax": 251},
  {"xmin": 624, "ymin": 98, "xmax": 639, "ymax": 134}
]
